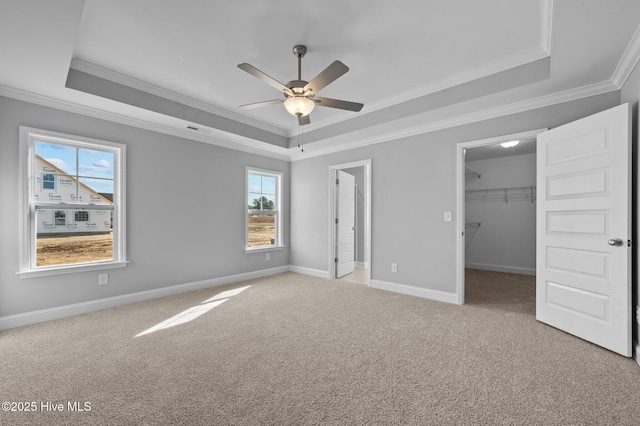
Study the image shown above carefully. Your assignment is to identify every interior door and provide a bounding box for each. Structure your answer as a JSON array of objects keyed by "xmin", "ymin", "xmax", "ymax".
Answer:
[
  {"xmin": 336, "ymin": 170, "xmax": 355, "ymax": 278},
  {"xmin": 536, "ymin": 103, "xmax": 631, "ymax": 357}
]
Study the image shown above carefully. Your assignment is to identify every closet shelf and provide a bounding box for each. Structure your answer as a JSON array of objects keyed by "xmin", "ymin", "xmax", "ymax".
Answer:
[
  {"xmin": 465, "ymin": 164, "xmax": 481, "ymax": 182},
  {"xmin": 465, "ymin": 222, "xmax": 481, "ymax": 228},
  {"xmin": 465, "ymin": 186, "xmax": 536, "ymax": 204}
]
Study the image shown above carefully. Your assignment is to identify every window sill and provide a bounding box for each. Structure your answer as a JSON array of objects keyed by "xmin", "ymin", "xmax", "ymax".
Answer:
[
  {"xmin": 245, "ymin": 245, "xmax": 286, "ymax": 254},
  {"xmin": 17, "ymin": 261, "xmax": 129, "ymax": 279}
]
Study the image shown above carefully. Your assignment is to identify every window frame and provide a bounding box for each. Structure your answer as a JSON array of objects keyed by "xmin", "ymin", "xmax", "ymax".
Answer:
[
  {"xmin": 18, "ymin": 126, "xmax": 127, "ymax": 278},
  {"xmin": 245, "ymin": 167, "xmax": 283, "ymax": 252}
]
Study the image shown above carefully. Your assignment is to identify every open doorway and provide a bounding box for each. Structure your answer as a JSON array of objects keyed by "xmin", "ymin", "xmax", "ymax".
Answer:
[
  {"xmin": 455, "ymin": 130, "xmax": 545, "ymax": 305},
  {"xmin": 328, "ymin": 160, "xmax": 372, "ymax": 285}
]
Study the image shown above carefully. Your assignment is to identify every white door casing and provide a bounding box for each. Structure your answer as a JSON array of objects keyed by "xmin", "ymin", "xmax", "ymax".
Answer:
[
  {"xmin": 536, "ymin": 103, "xmax": 631, "ymax": 357},
  {"xmin": 336, "ymin": 170, "xmax": 355, "ymax": 278}
]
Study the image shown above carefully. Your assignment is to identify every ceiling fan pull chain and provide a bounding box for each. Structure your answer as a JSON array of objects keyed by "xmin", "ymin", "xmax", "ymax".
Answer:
[{"xmin": 298, "ymin": 124, "xmax": 304, "ymax": 152}]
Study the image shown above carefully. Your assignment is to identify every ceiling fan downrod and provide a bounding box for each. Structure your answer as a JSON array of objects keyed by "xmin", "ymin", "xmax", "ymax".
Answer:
[{"xmin": 293, "ymin": 45, "xmax": 307, "ymax": 81}]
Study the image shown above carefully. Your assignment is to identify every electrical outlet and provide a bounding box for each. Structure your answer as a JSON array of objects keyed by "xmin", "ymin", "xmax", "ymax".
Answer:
[
  {"xmin": 98, "ymin": 273, "xmax": 109, "ymax": 285},
  {"xmin": 265, "ymin": 253, "xmax": 270, "ymax": 261},
  {"xmin": 444, "ymin": 211, "xmax": 452, "ymax": 222},
  {"xmin": 391, "ymin": 263, "xmax": 398, "ymax": 273}
]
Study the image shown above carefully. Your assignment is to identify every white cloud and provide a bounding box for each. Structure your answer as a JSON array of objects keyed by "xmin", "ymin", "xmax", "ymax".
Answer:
[
  {"xmin": 94, "ymin": 159, "xmax": 111, "ymax": 171},
  {"xmin": 46, "ymin": 158, "xmax": 72, "ymax": 172}
]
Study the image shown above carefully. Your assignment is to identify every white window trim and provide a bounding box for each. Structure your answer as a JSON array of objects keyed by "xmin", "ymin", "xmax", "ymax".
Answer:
[
  {"xmin": 245, "ymin": 167, "xmax": 284, "ymax": 252},
  {"xmin": 17, "ymin": 126, "xmax": 128, "ymax": 278}
]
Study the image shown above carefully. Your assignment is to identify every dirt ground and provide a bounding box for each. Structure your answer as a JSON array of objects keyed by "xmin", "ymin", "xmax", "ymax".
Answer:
[
  {"xmin": 37, "ymin": 233, "xmax": 113, "ymax": 266},
  {"xmin": 37, "ymin": 217, "xmax": 276, "ymax": 265},
  {"xmin": 248, "ymin": 216, "xmax": 276, "ymax": 247}
]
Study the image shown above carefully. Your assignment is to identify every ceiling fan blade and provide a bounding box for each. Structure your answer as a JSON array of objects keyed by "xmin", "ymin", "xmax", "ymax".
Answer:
[
  {"xmin": 239, "ymin": 99, "xmax": 284, "ymax": 110},
  {"xmin": 303, "ymin": 61, "xmax": 349, "ymax": 94},
  {"xmin": 238, "ymin": 63, "xmax": 293, "ymax": 96},
  {"xmin": 298, "ymin": 115, "xmax": 311, "ymax": 126},
  {"xmin": 313, "ymin": 97, "xmax": 363, "ymax": 112}
]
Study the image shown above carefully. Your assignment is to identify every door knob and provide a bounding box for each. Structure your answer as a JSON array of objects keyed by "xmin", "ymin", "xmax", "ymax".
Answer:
[{"xmin": 608, "ymin": 238, "xmax": 624, "ymax": 247}]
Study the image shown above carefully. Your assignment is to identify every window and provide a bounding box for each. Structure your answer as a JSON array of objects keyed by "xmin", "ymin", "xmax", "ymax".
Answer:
[
  {"xmin": 42, "ymin": 174, "xmax": 55, "ymax": 190},
  {"xmin": 54, "ymin": 210, "xmax": 66, "ymax": 226},
  {"xmin": 19, "ymin": 127, "xmax": 127, "ymax": 277},
  {"xmin": 75, "ymin": 211, "xmax": 89, "ymax": 222},
  {"xmin": 246, "ymin": 168, "xmax": 282, "ymax": 250}
]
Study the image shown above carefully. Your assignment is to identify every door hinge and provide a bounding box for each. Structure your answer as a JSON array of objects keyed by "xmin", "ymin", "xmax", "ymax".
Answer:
[
  {"xmin": 335, "ymin": 218, "xmax": 339, "ymax": 224},
  {"xmin": 629, "ymin": 239, "xmax": 632, "ymax": 247},
  {"xmin": 334, "ymin": 257, "xmax": 338, "ymax": 263},
  {"xmin": 336, "ymin": 178, "xmax": 339, "ymax": 185}
]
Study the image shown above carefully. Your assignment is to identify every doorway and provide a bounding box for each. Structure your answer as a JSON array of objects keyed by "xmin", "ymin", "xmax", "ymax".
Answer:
[
  {"xmin": 455, "ymin": 129, "xmax": 545, "ymax": 304},
  {"xmin": 328, "ymin": 159, "xmax": 372, "ymax": 285}
]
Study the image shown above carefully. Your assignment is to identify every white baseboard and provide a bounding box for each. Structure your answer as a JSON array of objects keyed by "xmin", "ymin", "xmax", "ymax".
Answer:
[
  {"xmin": 465, "ymin": 262, "xmax": 536, "ymax": 276},
  {"xmin": 0, "ymin": 266, "xmax": 289, "ymax": 331},
  {"xmin": 355, "ymin": 261, "xmax": 369, "ymax": 269},
  {"xmin": 635, "ymin": 342, "xmax": 640, "ymax": 368},
  {"xmin": 288, "ymin": 265, "xmax": 330, "ymax": 279},
  {"xmin": 370, "ymin": 279, "xmax": 458, "ymax": 305}
]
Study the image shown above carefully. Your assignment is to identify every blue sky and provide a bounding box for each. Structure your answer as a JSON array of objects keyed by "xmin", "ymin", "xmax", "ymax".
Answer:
[{"xmin": 35, "ymin": 141, "xmax": 114, "ymax": 194}]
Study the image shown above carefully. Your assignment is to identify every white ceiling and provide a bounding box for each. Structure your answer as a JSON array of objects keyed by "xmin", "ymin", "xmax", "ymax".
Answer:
[
  {"xmin": 1, "ymin": 0, "xmax": 640, "ymax": 160},
  {"xmin": 465, "ymin": 138, "xmax": 537, "ymax": 162}
]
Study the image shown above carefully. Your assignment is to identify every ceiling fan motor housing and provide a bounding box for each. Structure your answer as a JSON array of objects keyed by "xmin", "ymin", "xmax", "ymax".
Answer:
[{"xmin": 285, "ymin": 80, "xmax": 311, "ymax": 96}]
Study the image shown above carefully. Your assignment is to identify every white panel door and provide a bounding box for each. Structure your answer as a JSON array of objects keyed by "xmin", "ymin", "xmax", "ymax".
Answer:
[
  {"xmin": 336, "ymin": 170, "xmax": 355, "ymax": 278},
  {"xmin": 536, "ymin": 103, "xmax": 631, "ymax": 356}
]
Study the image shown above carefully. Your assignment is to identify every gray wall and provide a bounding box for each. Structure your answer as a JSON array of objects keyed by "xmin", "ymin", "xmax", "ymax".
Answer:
[
  {"xmin": 0, "ymin": 96, "xmax": 290, "ymax": 319},
  {"xmin": 465, "ymin": 153, "xmax": 536, "ymax": 275},
  {"xmin": 621, "ymin": 57, "xmax": 640, "ymax": 355},
  {"xmin": 290, "ymin": 92, "xmax": 621, "ymax": 294}
]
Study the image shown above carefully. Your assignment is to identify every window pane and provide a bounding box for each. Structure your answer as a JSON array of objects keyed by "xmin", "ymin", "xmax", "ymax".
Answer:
[
  {"xmin": 79, "ymin": 177, "xmax": 114, "ymax": 203},
  {"xmin": 247, "ymin": 210, "xmax": 276, "ymax": 247},
  {"xmin": 261, "ymin": 176, "xmax": 276, "ymax": 195},
  {"xmin": 248, "ymin": 192, "xmax": 263, "ymax": 209},
  {"xmin": 35, "ymin": 141, "xmax": 77, "ymax": 175},
  {"xmin": 78, "ymin": 148, "xmax": 114, "ymax": 180},
  {"xmin": 248, "ymin": 173, "xmax": 263, "ymax": 193},
  {"xmin": 36, "ymin": 208, "xmax": 113, "ymax": 267}
]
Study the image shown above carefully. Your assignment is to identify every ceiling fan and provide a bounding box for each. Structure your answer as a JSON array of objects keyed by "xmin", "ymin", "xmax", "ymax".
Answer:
[{"xmin": 238, "ymin": 45, "xmax": 363, "ymax": 126}]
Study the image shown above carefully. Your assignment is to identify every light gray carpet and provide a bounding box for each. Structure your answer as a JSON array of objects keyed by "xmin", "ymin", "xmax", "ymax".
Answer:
[{"xmin": 1, "ymin": 270, "xmax": 639, "ymax": 425}]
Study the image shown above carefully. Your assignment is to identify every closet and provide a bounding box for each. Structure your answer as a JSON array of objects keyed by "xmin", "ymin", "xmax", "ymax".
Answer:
[{"xmin": 464, "ymin": 142, "xmax": 537, "ymax": 276}]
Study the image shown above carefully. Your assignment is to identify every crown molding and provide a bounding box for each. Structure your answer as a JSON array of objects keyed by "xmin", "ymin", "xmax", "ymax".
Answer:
[
  {"xmin": 290, "ymin": 46, "xmax": 551, "ymax": 138},
  {"xmin": 611, "ymin": 22, "xmax": 640, "ymax": 88},
  {"xmin": 0, "ymin": 84, "xmax": 290, "ymax": 161},
  {"xmin": 70, "ymin": 58, "xmax": 288, "ymax": 138},
  {"xmin": 1, "ymin": 76, "xmax": 618, "ymax": 164},
  {"xmin": 289, "ymin": 1, "xmax": 556, "ymax": 139},
  {"xmin": 541, "ymin": 0, "xmax": 556, "ymax": 55},
  {"xmin": 289, "ymin": 80, "xmax": 618, "ymax": 161}
]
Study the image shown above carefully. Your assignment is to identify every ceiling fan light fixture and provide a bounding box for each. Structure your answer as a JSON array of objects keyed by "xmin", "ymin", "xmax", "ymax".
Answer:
[
  {"xmin": 284, "ymin": 96, "xmax": 315, "ymax": 117},
  {"xmin": 500, "ymin": 140, "xmax": 520, "ymax": 148}
]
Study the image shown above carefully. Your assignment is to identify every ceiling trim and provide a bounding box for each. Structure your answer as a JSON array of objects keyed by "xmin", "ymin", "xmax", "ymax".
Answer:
[
  {"xmin": 541, "ymin": 0, "xmax": 555, "ymax": 55},
  {"xmin": 289, "ymin": 1, "xmax": 556, "ymax": 138},
  {"xmin": 0, "ymin": 74, "xmax": 619, "ymax": 164},
  {"xmin": 70, "ymin": 58, "xmax": 289, "ymax": 138},
  {"xmin": 288, "ymin": 80, "xmax": 618, "ymax": 161},
  {"xmin": 611, "ymin": 22, "xmax": 640, "ymax": 88},
  {"xmin": 71, "ymin": 3, "xmax": 555, "ymax": 142},
  {"xmin": 0, "ymin": 84, "xmax": 291, "ymax": 161},
  {"xmin": 288, "ymin": 46, "xmax": 551, "ymax": 138}
]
